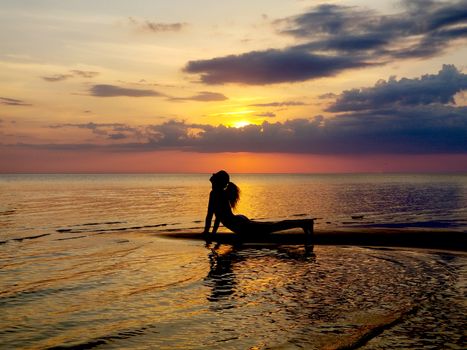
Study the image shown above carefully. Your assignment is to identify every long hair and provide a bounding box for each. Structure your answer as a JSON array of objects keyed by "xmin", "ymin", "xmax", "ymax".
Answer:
[
  {"xmin": 212, "ymin": 170, "xmax": 241, "ymax": 209},
  {"xmin": 226, "ymin": 181, "xmax": 240, "ymax": 209}
]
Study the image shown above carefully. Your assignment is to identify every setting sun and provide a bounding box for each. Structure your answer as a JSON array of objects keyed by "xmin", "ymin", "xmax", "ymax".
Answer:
[{"xmin": 232, "ymin": 120, "xmax": 253, "ymax": 128}]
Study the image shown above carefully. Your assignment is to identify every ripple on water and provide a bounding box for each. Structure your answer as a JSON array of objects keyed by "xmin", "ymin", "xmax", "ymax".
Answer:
[{"xmin": 0, "ymin": 235, "xmax": 464, "ymax": 349}]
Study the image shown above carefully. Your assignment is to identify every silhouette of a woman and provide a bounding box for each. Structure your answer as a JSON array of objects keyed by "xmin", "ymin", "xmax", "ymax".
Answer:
[{"xmin": 203, "ymin": 170, "xmax": 313, "ymax": 236}]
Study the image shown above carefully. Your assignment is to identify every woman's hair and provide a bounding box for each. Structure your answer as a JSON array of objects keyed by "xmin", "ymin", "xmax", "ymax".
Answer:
[
  {"xmin": 212, "ymin": 170, "xmax": 240, "ymax": 209},
  {"xmin": 226, "ymin": 181, "xmax": 240, "ymax": 209}
]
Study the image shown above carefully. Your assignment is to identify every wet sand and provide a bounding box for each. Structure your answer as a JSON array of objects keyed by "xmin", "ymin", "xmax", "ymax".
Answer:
[{"xmin": 158, "ymin": 228, "xmax": 467, "ymax": 252}]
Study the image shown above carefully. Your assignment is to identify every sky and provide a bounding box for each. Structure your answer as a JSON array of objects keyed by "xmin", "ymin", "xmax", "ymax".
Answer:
[{"xmin": 1, "ymin": 0, "xmax": 466, "ymax": 173}]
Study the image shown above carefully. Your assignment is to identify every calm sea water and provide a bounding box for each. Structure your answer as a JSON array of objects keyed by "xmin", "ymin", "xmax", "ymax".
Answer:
[{"xmin": 1, "ymin": 174, "xmax": 466, "ymax": 349}]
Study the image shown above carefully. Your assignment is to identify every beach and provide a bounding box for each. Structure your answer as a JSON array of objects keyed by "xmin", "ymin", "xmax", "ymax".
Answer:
[{"xmin": 1, "ymin": 174, "xmax": 466, "ymax": 349}]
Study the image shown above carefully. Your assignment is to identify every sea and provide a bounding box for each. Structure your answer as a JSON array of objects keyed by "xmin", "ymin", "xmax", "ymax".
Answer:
[{"xmin": 0, "ymin": 173, "xmax": 466, "ymax": 349}]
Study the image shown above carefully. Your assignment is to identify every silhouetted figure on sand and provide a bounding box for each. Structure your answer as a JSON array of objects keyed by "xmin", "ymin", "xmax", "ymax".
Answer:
[{"xmin": 203, "ymin": 170, "xmax": 313, "ymax": 238}]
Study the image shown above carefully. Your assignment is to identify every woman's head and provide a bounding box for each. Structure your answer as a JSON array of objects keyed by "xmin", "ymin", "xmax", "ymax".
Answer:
[{"xmin": 210, "ymin": 170, "xmax": 230, "ymax": 189}]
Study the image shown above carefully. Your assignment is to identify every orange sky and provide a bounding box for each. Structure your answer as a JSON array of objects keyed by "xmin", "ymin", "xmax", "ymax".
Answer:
[{"xmin": 1, "ymin": 0, "xmax": 466, "ymax": 173}]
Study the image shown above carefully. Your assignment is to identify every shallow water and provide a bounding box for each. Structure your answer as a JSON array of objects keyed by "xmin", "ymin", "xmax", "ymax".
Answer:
[
  {"xmin": 0, "ymin": 174, "xmax": 466, "ymax": 348},
  {"xmin": 1, "ymin": 174, "xmax": 466, "ymax": 243},
  {"xmin": 1, "ymin": 232, "xmax": 465, "ymax": 349}
]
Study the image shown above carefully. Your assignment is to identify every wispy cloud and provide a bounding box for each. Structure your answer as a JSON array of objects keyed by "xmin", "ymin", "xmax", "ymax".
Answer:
[
  {"xmin": 42, "ymin": 70, "xmax": 99, "ymax": 82},
  {"xmin": 128, "ymin": 17, "xmax": 188, "ymax": 33},
  {"xmin": 249, "ymin": 101, "xmax": 307, "ymax": 107},
  {"xmin": 89, "ymin": 84, "xmax": 164, "ymax": 97},
  {"xmin": 168, "ymin": 91, "xmax": 228, "ymax": 102},
  {"xmin": 255, "ymin": 112, "xmax": 276, "ymax": 117},
  {"xmin": 0, "ymin": 97, "xmax": 32, "ymax": 106},
  {"xmin": 42, "ymin": 74, "xmax": 74, "ymax": 82},
  {"xmin": 70, "ymin": 70, "xmax": 99, "ymax": 78},
  {"xmin": 184, "ymin": 1, "xmax": 467, "ymax": 85}
]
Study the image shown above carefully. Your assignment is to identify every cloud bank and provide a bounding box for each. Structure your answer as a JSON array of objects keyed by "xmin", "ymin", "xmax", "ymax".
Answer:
[
  {"xmin": 9, "ymin": 66, "xmax": 467, "ymax": 155},
  {"xmin": 184, "ymin": 1, "xmax": 467, "ymax": 85}
]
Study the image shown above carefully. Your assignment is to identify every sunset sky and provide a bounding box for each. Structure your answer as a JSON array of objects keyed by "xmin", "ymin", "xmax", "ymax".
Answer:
[{"xmin": 1, "ymin": 0, "xmax": 466, "ymax": 173}]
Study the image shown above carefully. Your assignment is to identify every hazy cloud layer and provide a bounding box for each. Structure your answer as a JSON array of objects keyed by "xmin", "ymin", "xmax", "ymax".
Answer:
[
  {"xmin": 89, "ymin": 84, "xmax": 164, "ymax": 97},
  {"xmin": 0, "ymin": 97, "xmax": 32, "ymax": 106},
  {"xmin": 128, "ymin": 17, "xmax": 187, "ymax": 33},
  {"xmin": 184, "ymin": 1, "xmax": 467, "ymax": 85}
]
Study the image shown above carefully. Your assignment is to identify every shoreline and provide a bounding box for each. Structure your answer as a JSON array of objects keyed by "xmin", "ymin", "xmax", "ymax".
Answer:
[{"xmin": 156, "ymin": 228, "xmax": 467, "ymax": 252}]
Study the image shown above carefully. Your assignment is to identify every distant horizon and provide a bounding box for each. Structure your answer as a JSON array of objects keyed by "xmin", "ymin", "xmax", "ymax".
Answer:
[{"xmin": 2, "ymin": 170, "xmax": 467, "ymax": 175}]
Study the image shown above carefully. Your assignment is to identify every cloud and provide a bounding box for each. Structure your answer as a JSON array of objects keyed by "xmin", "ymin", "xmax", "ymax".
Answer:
[
  {"xmin": 283, "ymin": 0, "xmax": 467, "ymax": 59},
  {"xmin": 249, "ymin": 101, "xmax": 307, "ymax": 107},
  {"xmin": 42, "ymin": 74, "xmax": 73, "ymax": 82},
  {"xmin": 37, "ymin": 66, "xmax": 467, "ymax": 154},
  {"xmin": 49, "ymin": 122, "xmax": 144, "ymax": 140},
  {"xmin": 319, "ymin": 93, "xmax": 337, "ymax": 99},
  {"xmin": 328, "ymin": 65, "xmax": 467, "ymax": 112},
  {"xmin": 42, "ymin": 70, "xmax": 99, "ymax": 82},
  {"xmin": 255, "ymin": 112, "xmax": 276, "ymax": 117},
  {"xmin": 70, "ymin": 70, "xmax": 99, "ymax": 78},
  {"xmin": 169, "ymin": 91, "xmax": 228, "ymax": 102},
  {"xmin": 0, "ymin": 97, "xmax": 32, "ymax": 106},
  {"xmin": 89, "ymin": 84, "xmax": 164, "ymax": 97},
  {"xmin": 37, "ymin": 105, "xmax": 467, "ymax": 154},
  {"xmin": 184, "ymin": 1, "xmax": 467, "ymax": 85},
  {"xmin": 128, "ymin": 17, "xmax": 187, "ymax": 33},
  {"xmin": 184, "ymin": 48, "xmax": 373, "ymax": 84}
]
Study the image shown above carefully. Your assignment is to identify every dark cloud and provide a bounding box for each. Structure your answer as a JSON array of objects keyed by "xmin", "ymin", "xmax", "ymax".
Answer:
[
  {"xmin": 283, "ymin": 0, "xmax": 467, "ymax": 59},
  {"xmin": 249, "ymin": 101, "xmax": 307, "ymax": 107},
  {"xmin": 0, "ymin": 97, "xmax": 32, "ymax": 106},
  {"xmin": 184, "ymin": 48, "xmax": 373, "ymax": 84},
  {"xmin": 184, "ymin": 1, "xmax": 467, "ymax": 85},
  {"xmin": 89, "ymin": 84, "xmax": 164, "ymax": 97},
  {"xmin": 36, "ymin": 104, "xmax": 467, "ymax": 154},
  {"xmin": 128, "ymin": 17, "xmax": 187, "ymax": 33},
  {"xmin": 169, "ymin": 91, "xmax": 228, "ymax": 102},
  {"xmin": 328, "ymin": 65, "xmax": 467, "ymax": 112}
]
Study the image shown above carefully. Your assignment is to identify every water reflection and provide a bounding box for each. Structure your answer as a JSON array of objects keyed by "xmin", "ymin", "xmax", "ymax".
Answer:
[{"xmin": 204, "ymin": 243, "xmax": 315, "ymax": 311}]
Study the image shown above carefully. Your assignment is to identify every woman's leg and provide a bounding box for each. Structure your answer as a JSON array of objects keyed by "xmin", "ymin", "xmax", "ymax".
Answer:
[{"xmin": 248, "ymin": 219, "xmax": 313, "ymax": 234}]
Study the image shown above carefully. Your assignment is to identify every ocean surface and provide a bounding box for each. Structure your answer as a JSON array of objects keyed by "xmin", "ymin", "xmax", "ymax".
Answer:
[{"xmin": 0, "ymin": 173, "xmax": 466, "ymax": 349}]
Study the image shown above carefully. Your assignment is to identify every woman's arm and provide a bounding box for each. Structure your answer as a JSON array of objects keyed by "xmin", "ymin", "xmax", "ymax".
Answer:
[
  {"xmin": 203, "ymin": 191, "xmax": 214, "ymax": 234},
  {"xmin": 212, "ymin": 216, "xmax": 220, "ymax": 234}
]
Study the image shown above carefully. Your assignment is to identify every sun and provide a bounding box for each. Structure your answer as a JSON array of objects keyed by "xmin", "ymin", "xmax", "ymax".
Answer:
[{"xmin": 232, "ymin": 120, "xmax": 252, "ymax": 128}]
